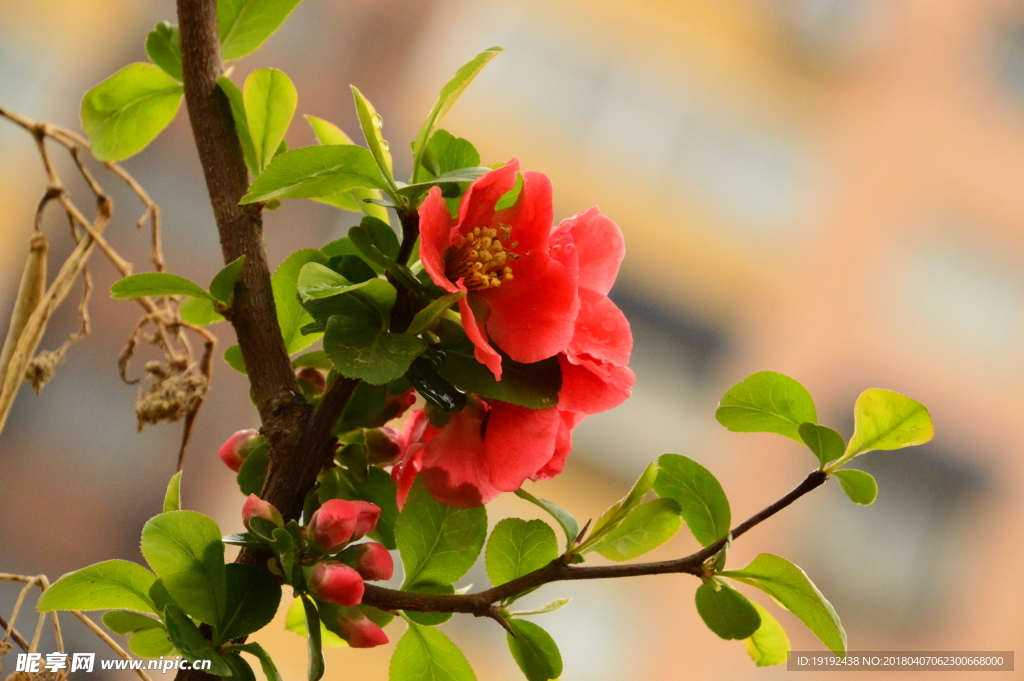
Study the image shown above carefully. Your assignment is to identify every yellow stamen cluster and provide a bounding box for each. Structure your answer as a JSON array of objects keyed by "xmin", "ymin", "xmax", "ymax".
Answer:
[{"xmin": 446, "ymin": 225, "xmax": 518, "ymax": 290}]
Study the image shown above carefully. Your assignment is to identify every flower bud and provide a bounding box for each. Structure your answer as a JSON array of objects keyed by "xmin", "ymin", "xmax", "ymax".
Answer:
[
  {"xmin": 334, "ymin": 609, "xmax": 389, "ymax": 648},
  {"xmin": 295, "ymin": 367, "xmax": 327, "ymax": 397},
  {"xmin": 350, "ymin": 501, "xmax": 381, "ymax": 542},
  {"xmin": 307, "ymin": 499, "xmax": 359, "ymax": 552},
  {"xmin": 242, "ymin": 494, "xmax": 283, "ymax": 531},
  {"xmin": 339, "ymin": 542, "xmax": 394, "ymax": 581},
  {"xmin": 308, "ymin": 562, "xmax": 364, "ymax": 606},
  {"xmin": 218, "ymin": 429, "xmax": 259, "ymax": 472},
  {"xmin": 365, "ymin": 427, "xmax": 402, "ymax": 465}
]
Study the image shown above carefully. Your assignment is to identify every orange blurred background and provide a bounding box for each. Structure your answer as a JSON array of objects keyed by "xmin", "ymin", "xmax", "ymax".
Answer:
[{"xmin": 1, "ymin": 1, "xmax": 1022, "ymax": 679}]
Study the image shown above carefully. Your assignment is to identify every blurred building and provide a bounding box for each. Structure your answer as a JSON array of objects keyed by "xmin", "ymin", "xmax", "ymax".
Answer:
[{"xmin": 1, "ymin": 1, "xmax": 1022, "ymax": 680}]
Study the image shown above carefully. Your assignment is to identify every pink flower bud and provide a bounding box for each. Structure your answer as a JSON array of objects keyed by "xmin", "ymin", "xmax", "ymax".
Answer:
[
  {"xmin": 307, "ymin": 499, "xmax": 360, "ymax": 552},
  {"xmin": 242, "ymin": 494, "xmax": 283, "ymax": 531},
  {"xmin": 218, "ymin": 429, "xmax": 259, "ymax": 472},
  {"xmin": 335, "ymin": 610, "xmax": 389, "ymax": 648},
  {"xmin": 308, "ymin": 562, "xmax": 364, "ymax": 606},
  {"xmin": 340, "ymin": 543, "xmax": 393, "ymax": 581},
  {"xmin": 295, "ymin": 367, "xmax": 327, "ymax": 396},
  {"xmin": 350, "ymin": 501, "xmax": 381, "ymax": 542}
]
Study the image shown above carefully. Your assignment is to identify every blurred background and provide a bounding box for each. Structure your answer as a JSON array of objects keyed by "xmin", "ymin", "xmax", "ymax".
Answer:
[{"xmin": 1, "ymin": 0, "xmax": 1022, "ymax": 679}]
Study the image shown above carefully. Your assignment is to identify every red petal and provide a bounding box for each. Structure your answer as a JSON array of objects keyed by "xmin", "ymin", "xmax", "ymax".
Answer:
[
  {"xmin": 419, "ymin": 187, "xmax": 460, "ymax": 293},
  {"xmin": 421, "ymin": 406, "xmax": 500, "ymax": 508},
  {"xmin": 392, "ymin": 442, "xmax": 423, "ymax": 510},
  {"xmin": 560, "ymin": 207, "xmax": 624, "ymax": 296},
  {"xmin": 566, "ymin": 289, "xmax": 632, "ymax": 367},
  {"xmin": 458, "ymin": 295, "xmax": 503, "ymax": 380},
  {"xmin": 495, "ymin": 171, "xmax": 553, "ymax": 253},
  {"xmin": 531, "ymin": 411, "xmax": 584, "ymax": 481},
  {"xmin": 456, "ymin": 160, "xmax": 520, "ymax": 232},
  {"xmin": 484, "ymin": 402, "xmax": 561, "ymax": 492},
  {"xmin": 558, "ymin": 354, "xmax": 635, "ymax": 415}
]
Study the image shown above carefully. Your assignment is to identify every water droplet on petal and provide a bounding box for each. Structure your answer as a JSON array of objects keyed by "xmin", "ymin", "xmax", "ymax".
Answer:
[{"xmin": 372, "ymin": 113, "xmax": 383, "ymax": 129}]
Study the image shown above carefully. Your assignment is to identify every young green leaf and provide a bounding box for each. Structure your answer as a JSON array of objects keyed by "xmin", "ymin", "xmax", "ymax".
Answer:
[
  {"xmin": 163, "ymin": 604, "xmax": 232, "ymax": 676},
  {"xmin": 495, "ymin": 172, "xmax": 524, "ymax": 211},
  {"xmin": 209, "ymin": 255, "xmax": 246, "ymax": 305},
  {"xmin": 145, "ymin": 22, "xmax": 182, "ymax": 81},
  {"xmin": 216, "ymin": 564, "xmax": 282, "ymax": 645},
  {"xmin": 179, "ymin": 296, "xmax": 224, "ymax": 326},
  {"xmin": 81, "ymin": 63, "xmax": 183, "ymax": 162},
  {"xmin": 513, "ymin": 489, "xmax": 579, "ymax": 551},
  {"xmin": 411, "ymin": 47, "xmax": 503, "ymax": 183},
  {"xmin": 318, "ymin": 466, "xmax": 399, "ymax": 549},
  {"xmin": 832, "ymin": 469, "xmax": 878, "ymax": 505},
  {"xmin": 506, "ymin": 619, "xmax": 562, "ymax": 681},
  {"xmin": 111, "ymin": 272, "xmax": 212, "ymax": 301},
  {"xmin": 102, "ymin": 611, "xmax": 163, "ymax": 636},
  {"xmin": 841, "ymin": 389, "xmax": 934, "ymax": 462},
  {"xmin": 306, "ymin": 114, "xmax": 354, "ymax": 145},
  {"xmin": 486, "ymin": 519, "xmax": 558, "ymax": 587},
  {"xmin": 304, "ymin": 115, "xmax": 389, "ymax": 222},
  {"xmin": 589, "ymin": 498, "xmax": 682, "ymax": 561},
  {"xmin": 128, "ymin": 627, "xmax": 176, "ymax": 658},
  {"xmin": 236, "ymin": 437, "xmax": 269, "ymax": 497},
  {"xmin": 390, "ymin": 620, "xmax": 477, "ymax": 681},
  {"xmin": 37, "ymin": 560, "xmax": 157, "ymax": 613},
  {"xmin": 218, "ymin": 76, "xmax": 258, "ymax": 176},
  {"xmin": 224, "ymin": 344, "xmax": 247, "ymax": 374},
  {"xmin": 301, "ymin": 596, "xmax": 326, "ymax": 681},
  {"xmin": 163, "ymin": 471, "xmax": 182, "ymax": 513},
  {"xmin": 296, "ymin": 262, "xmax": 383, "ymax": 302},
  {"xmin": 140, "ymin": 510, "xmax": 226, "ymax": 626},
  {"xmin": 421, "ymin": 129, "xmax": 481, "ymax": 178},
  {"xmin": 653, "ymin": 454, "xmax": 730, "ymax": 547},
  {"xmin": 284, "ymin": 597, "xmax": 346, "ymax": 647},
  {"xmin": 350, "ymin": 86, "xmax": 396, "ymax": 188},
  {"xmin": 244, "ymin": 69, "xmax": 297, "ymax": 173},
  {"xmin": 744, "ymin": 602, "xmax": 790, "ymax": 667},
  {"xmin": 396, "ymin": 167, "xmax": 492, "ymax": 200},
  {"xmin": 396, "ymin": 479, "xmax": 487, "ymax": 588},
  {"xmin": 271, "ymin": 249, "xmax": 327, "ymax": 355},
  {"xmin": 715, "ymin": 371, "xmax": 817, "ymax": 443},
  {"xmin": 510, "ymin": 598, "xmax": 571, "ymax": 617},
  {"xmin": 798, "ymin": 422, "xmax": 845, "ymax": 468},
  {"xmin": 580, "ymin": 462, "xmax": 659, "ymax": 551},
  {"xmin": 226, "ymin": 642, "xmax": 285, "ymax": 681},
  {"xmin": 218, "ymin": 0, "xmax": 304, "ymax": 61},
  {"xmin": 407, "ymin": 294, "xmax": 466, "ymax": 338},
  {"xmin": 241, "ymin": 145, "xmax": 388, "ymax": 204},
  {"xmin": 355, "ymin": 217, "xmax": 400, "ymax": 261},
  {"xmin": 720, "ymin": 553, "xmax": 846, "ymax": 654},
  {"xmin": 694, "ymin": 582, "xmax": 761, "ymax": 640}
]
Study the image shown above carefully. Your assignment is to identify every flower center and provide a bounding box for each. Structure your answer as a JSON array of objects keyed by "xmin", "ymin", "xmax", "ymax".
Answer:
[{"xmin": 445, "ymin": 225, "xmax": 519, "ymax": 290}]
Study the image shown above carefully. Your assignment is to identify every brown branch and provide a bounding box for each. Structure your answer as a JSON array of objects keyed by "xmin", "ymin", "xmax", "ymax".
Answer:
[{"xmin": 361, "ymin": 470, "xmax": 828, "ymax": 616}]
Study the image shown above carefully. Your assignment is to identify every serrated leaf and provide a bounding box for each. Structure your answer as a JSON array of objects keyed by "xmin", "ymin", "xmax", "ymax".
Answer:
[
  {"xmin": 111, "ymin": 272, "xmax": 212, "ymax": 301},
  {"xmin": 744, "ymin": 601, "xmax": 791, "ymax": 667},
  {"xmin": 304, "ymin": 115, "xmax": 389, "ymax": 222},
  {"xmin": 798, "ymin": 422, "xmax": 845, "ymax": 468},
  {"xmin": 102, "ymin": 611, "xmax": 162, "ymax": 636},
  {"xmin": 715, "ymin": 371, "xmax": 817, "ymax": 443},
  {"xmin": 163, "ymin": 471, "xmax": 182, "ymax": 513},
  {"xmin": 513, "ymin": 489, "xmax": 579, "ymax": 551},
  {"xmin": 145, "ymin": 22, "xmax": 182, "ymax": 81},
  {"xmin": 720, "ymin": 554, "xmax": 846, "ymax": 654},
  {"xmin": 390, "ymin": 620, "xmax": 477, "ymax": 681},
  {"xmin": 81, "ymin": 62, "xmax": 183, "ymax": 162},
  {"xmin": 140, "ymin": 510, "xmax": 226, "ymax": 626},
  {"xmin": 832, "ymin": 469, "xmax": 878, "ymax": 505},
  {"xmin": 486, "ymin": 519, "xmax": 558, "ymax": 587},
  {"xmin": 244, "ymin": 68, "xmax": 297, "ymax": 173},
  {"xmin": 209, "ymin": 255, "xmax": 246, "ymax": 305},
  {"xmin": 695, "ymin": 582, "xmax": 761, "ymax": 640},
  {"xmin": 580, "ymin": 462, "xmax": 658, "ymax": 552},
  {"xmin": 215, "ymin": 564, "xmax": 281, "ymax": 644},
  {"xmin": 324, "ymin": 299, "xmax": 425, "ymax": 385},
  {"xmin": 421, "ymin": 129, "xmax": 480, "ymax": 178},
  {"xmin": 396, "ymin": 479, "xmax": 487, "ymax": 588},
  {"xmin": 411, "ymin": 47, "xmax": 503, "ymax": 183},
  {"xmin": 128, "ymin": 627, "xmax": 176, "ymax": 658},
  {"xmin": 179, "ymin": 296, "xmax": 224, "ymax": 326},
  {"xmin": 843, "ymin": 389, "xmax": 934, "ymax": 460},
  {"xmin": 163, "ymin": 604, "xmax": 232, "ymax": 676},
  {"xmin": 271, "ymin": 249, "xmax": 327, "ymax": 355},
  {"xmin": 653, "ymin": 454, "xmax": 730, "ymax": 547},
  {"xmin": 506, "ymin": 619, "xmax": 562, "ymax": 681},
  {"xmin": 37, "ymin": 560, "xmax": 156, "ymax": 613},
  {"xmin": 218, "ymin": 76, "xmax": 258, "ymax": 176},
  {"xmin": 591, "ymin": 498, "xmax": 682, "ymax": 561},
  {"xmin": 218, "ymin": 0, "xmax": 304, "ymax": 61},
  {"xmin": 296, "ymin": 262, "xmax": 363, "ymax": 301},
  {"xmin": 241, "ymin": 144, "xmax": 387, "ymax": 203}
]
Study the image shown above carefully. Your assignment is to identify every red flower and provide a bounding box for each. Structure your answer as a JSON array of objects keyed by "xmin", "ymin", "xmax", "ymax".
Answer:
[{"xmin": 419, "ymin": 160, "xmax": 578, "ymax": 380}]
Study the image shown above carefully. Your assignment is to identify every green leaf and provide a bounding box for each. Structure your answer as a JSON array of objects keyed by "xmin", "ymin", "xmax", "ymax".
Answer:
[
  {"xmin": 355, "ymin": 217, "xmax": 400, "ymax": 261},
  {"xmin": 715, "ymin": 371, "xmax": 817, "ymax": 443},
  {"xmin": 209, "ymin": 255, "xmax": 246, "ymax": 305},
  {"xmin": 218, "ymin": 76, "xmax": 258, "ymax": 176},
  {"xmin": 301, "ymin": 596, "xmax": 326, "ymax": 681},
  {"xmin": 241, "ymin": 144, "xmax": 387, "ymax": 204},
  {"xmin": 227, "ymin": 642, "xmax": 284, "ymax": 681},
  {"xmin": 304, "ymin": 115, "xmax": 389, "ymax": 222},
  {"xmin": 411, "ymin": 47, "xmax": 503, "ymax": 183},
  {"xmin": 222, "ymin": 654, "xmax": 257, "ymax": 681},
  {"xmin": 128, "ymin": 627, "xmax": 176, "ymax": 658},
  {"xmin": 798, "ymin": 423, "xmax": 845, "ymax": 468},
  {"xmin": 390, "ymin": 620, "xmax": 477, "ymax": 681},
  {"xmin": 272, "ymin": 249, "xmax": 327, "ymax": 355},
  {"xmin": 694, "ymin": 582, "xmax": 761, "ymax": 640},
  {"xmin": 225, "ymin": 345, "xmax": 247, "ymax": 374},
  {"xmin": 351, "ymin": 86, "xmax": 395, "ymax": 189},
  {"xmin": 842, "ymin": 389, "xmax": 934, "ymax": 461},
  {"xmin": 179, "ymin": 296, "xmax": 225, "ymax": 326},
  {"xmin": 306, "ymin": 114, "xmax": 354, "ymax": 145},
  {"xmin": 324, "ymin": 298, "xmax": 426, "ymax": 385},
  {"xmin": 744, "ymin": 601, "xmax": 791, "ymax": 667},
  {"xmin": 485, "ymin": 519, "xmax": 558, "ymax": 587},
  {"xmin": 111, "ymin": 272, "xmax": 212, "ymax": 301},
  {"xmin": 590, "ymin": 498, "xmax": 682, "ymax": 561},
  {"xmin": 406, "ymin": 292, "xmax": 466, "ymax": 337},
  {"xmin": 222, "ymin": 533, "xmax": 263, "ymax": 548},
  {"xmin": 720, "ymin": 554, "xmax": 846, "ymax": 654},
  {"xmin": 322, "ymin": 236, "xmax": 384, "ymax": 273},
  {"xmin": 403, "ymin": 582, "xmax": 454, "ymax": 626},
  {"xmin": 236, "ymin": 436, "xmax": 268, "ymax": 497},
  {"xmin": 284, "ymin": 597, "xmax": 346, "ymax": 647},
  {"xmin": 216, "ymin": 564, "xmax": 281, "ymax": 644},
  {"xmin": 293, "ymin": 349, "xmax": 332, "ymax": 370},
  {"xmin": 218, "ymin": 0, "xmax": 304, "ymax": 61},
  {"xmin": 509, "ymin": 598, "xmax": 571, "ymax": 617},
  {"xmin": 244, "ymin": 69, "xmax": 297, "ymax": 173},
  {"xmin": 163, "ymin": 604, "xmax": 232, "ymax": 676},
  {"xmin": 318, "ymin": 466, "xmax": 399, "ymax": 549},
  {"xmin": 145, "ymin": 22, "xmax": 182, "ymax": 81},
  {"xmin": 396, "ymin": 479, "xmax": 487, "ymax": 588},
  {"xmin": 653, "ymin": 454, "xmax": 730, "ymax": 547},
  {"xmin": 396, "ymin": 167, "xmax": 492, "ymax": 200},
  {"xmin": 513, "ymin": 489, "xmax": 579, "ymax": 551},
  {"xmin": 495, "ymin": 171, "xmax": 523, "ymax": 211},
  {"xmin": 832, "ymin": 469, "xmax": 878, "ymax": 505},
  {"xmin": 103, "ymin": 611, "xmax": 163, "ymax": 636},
  {"xmin": 81, "ymin": 62, "xmax": 183, "ymax": 162},
  {"xmin": 37, "ymin": 560, "xmax": 156, "ymax": 613},
  {"xmin": 140, "ymin": 510, "xmax": 226, "ymax": 625},
  {"xmin": 506, "ymin": 619, "xmax": 562, "ymax": 681},
  {"xmin": 296, "ymin": 263, "xmax": 361, "ymax": 300},
  {"xmin": 580, "ymin": 462, "xmax": 658, "ymax": 552},
  {"xmin": 436, "ymin": 321, "xmax": 561, "ymax": 409},
  {"xmin": 163, "ymin": 471, "xmax": 182, "ymax": 513},
  {"xmin": 421, "ymin": 129, "xmax": 480, "ymax": 178}
]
